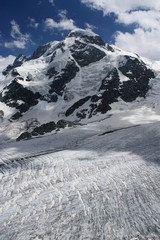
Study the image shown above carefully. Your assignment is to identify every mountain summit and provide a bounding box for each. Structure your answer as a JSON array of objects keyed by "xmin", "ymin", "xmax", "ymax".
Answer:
[{"xmin": 0, "ymin": 29, "xmax": 159, "ymax": 141}]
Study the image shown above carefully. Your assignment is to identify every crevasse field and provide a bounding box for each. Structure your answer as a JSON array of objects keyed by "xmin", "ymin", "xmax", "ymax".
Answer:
[{"xmin": 0, "ymin": 104, "xmax": 160, "ymax": 240}]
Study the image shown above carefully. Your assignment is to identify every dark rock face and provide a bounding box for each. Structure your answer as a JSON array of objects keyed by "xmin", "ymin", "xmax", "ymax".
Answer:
[
  {"xmin": 40, "ymin": 94, "xmax": 58, "ymax": 103},
  {"xmin": 11, "ymin": 69, "xmax": 20, "ymax": 77},
  {"xmin": 57, "ymin": 119, "xmax": 74, "ymax": 128},
  {"xmin": 97, "ymin": 68, "xmax": 120, "ymax": 113},
  {"xmin": 76, "ymin": 109, "xmax": 88, "ymax": 119},
  {"xmin": 119, "ymin": 56, "xmax": 155, "ymax": 102},
  {"xmin": 16, "ymin": 132, "xmax": 32, "ymax": 141},
  {"xmin": 106, "ymin": 44, "xmax": 114, "ymax": 52},
  {"xmin": 13, "ymin": 54, "xmax": 27, "ymax": 67},
  {"xmin": 32, "ymin": 121, "xmax": 57, "ymax": 135},
  {"xmin": 49, "ymin": 59, "xmax": 79, "ymax": 95},
  {"xmin": 11, "ymin": 112, "xmax": 22, "ymax": 120},
  {"xmin": 65, "ymin": 96, "xmax": 91, "ymax": 116},
  {"xmin": 46, "ymin": 67, "xmax": 57, "ymax": 79},
  {"xmin": 17, "ymin": 121, "xmax": 57, "ymax": 141},
  {"xmin": 2, "ymin": 54, "xmax": 26, "ymax": 76},
  {"xmin": 100, "ymin": 68, "xmax": 120, "ymax": 92},
  {"xmin": 2, "ymin": 65, "xmax": 13, "ymax": 76},
  {"xmin": 70, "ymin": 41, "xmax": 106, "ymax": 67},
  {"xmin": 30, "ymin": 43, "xmax": 51, "ymax": 60},
  {"xmin": 16, "ymin": 119, "xmax": 76, "ymax": 141},
  {"xmin": 0, "ymin": 80, "xmax": 41, "ymax": 118},
  {"xmin": 0, "ymin": 110, "xmax": 4, "ymax": 120}
]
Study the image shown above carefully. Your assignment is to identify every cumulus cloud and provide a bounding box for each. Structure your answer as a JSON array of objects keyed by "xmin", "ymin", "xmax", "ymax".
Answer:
[
  {"xmin": 81, "ymin": 0, "xmax": 160, "ymax": 15},
  {"xmin": 4, "ymin": 20, "xmax": 31, "ymax": 49},
  {"xmin": 0, "ymin": 55, "xmax": 15, "ymax": 78},
  {"xmin": 81, "ymin": 0, "xmax": 160, "ymax": 60},
  {"xmin": 44, "ymin": 10, "xmax": 77, "ymax": 31},
  {"xmin": 115, "ymin": 28, "xmax": 160, "ymax": 60},
  {"xmin": 28, "ymin": 17, "xmax": 39, "ymax": 29}
]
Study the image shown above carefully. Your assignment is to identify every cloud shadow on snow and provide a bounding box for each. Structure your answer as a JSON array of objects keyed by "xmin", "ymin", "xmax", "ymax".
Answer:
[{"xmin": 0, "ymin": 121, "xmax": 160, "ymax": 174}]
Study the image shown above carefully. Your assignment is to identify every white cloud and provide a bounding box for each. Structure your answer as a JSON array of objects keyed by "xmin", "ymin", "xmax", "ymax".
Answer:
[
  {"xmin": 44, "ymin": 10, "xmax": 77, "ymax": 31},
  {"xmin": 45, "ymin": 18, "xmax": 76, "ymax": 31},
  {"xmin": 28, "ymin": 17, "xmax": 39, "ymax": 29},
  {"xmin": 81, "ymin": 0, "xmax": 160, "ymax": 15},
  {"xmin": 115, "ymin": 10, "xmax": 160, "ymax": 32},
  {"xmin": 4, "ymin": 20, "xmax": 31, "ymax": 49},
  {"xmin": 48, "ymin": 0, "xmax": 54, "ymax": 6},
  {"xmin": 0, "ymin": 55, "xmax": 15, "ymax": 78},
  {"xmin": 81, "ymin": 0, "xmax": 160, "ymax": 60},
  {"xmin": 115, "ymin": 10, "xmax": 160, "ymax": 60},
  {"xmin": 115, "ymin": 28, "xmax": 160, "ymax": 60}
]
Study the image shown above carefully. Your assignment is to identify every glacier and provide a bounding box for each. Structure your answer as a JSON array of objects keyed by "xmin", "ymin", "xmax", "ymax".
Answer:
[
  {"xmin": 0, "ymin": 29, "xmax": 160, "ymax": 240},
  {"xmin": 0, "ymin": 113, "xmax": 160, "ymax": 240}
]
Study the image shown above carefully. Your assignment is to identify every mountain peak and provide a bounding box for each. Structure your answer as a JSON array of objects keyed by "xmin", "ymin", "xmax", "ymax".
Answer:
[
  {"xmin": 67, "ymin": 28, "xmax": 105, "ymax": 46},
  {"xmin": 0, "ymin": 28, "xmax": 157, "ymax": 142},
  {"xmin": 68, "ymin": 28, "xmax": 98, "ymax": 38}
]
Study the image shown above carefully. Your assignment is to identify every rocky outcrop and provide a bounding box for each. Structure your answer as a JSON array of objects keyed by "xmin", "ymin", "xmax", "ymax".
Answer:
[
  {"xmin": 56, "ymin": 119, "xmax": 74, "ymax": 128},
  {"xmin": 32, "ymin": 121, "xmax": 57, "ymax": 136},
  {"xmin": 70, "ymin": 41, "xmax": 106, "ymax": 67},
  {"xmin": 65, "ymin": 96, "xmax": 91, "ymax": 116},
  {"xmin": 0, "ymin": 110, "xmax": 4, "ymax": 121},
  {"xmin": 16, "ymin": 132, "xmax": 32, "ymax": 141},
  {"xmin": 97, "ymin": 68, "xmax": 120, "ymax": 113},
  {"xmin": 16, "ymin": 119, "xmax": 76, "ymax": 141},
  {"xmin": 0, "ymin": 80, "xmax": 41, "ymax": 117},
  {"xmin": 49, "ymin": 59, "xmax": 79, "ymax": 95},
  {"xmin": 30, "ymin": 43, "xmax": 51, "ymax": 60},
  {"xmin": 119, "ymin": 56, "xmax": 155, "ymax": 102},
  {"xmin": 2, "ymin": 54, "xmax": 27, "ymax": 76}
]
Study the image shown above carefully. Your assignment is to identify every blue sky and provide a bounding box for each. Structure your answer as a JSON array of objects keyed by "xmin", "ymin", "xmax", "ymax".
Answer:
[
  {"xmin": 0, "ymin": 0, "xmax": 126, "ymax": 57},
  {"xmin": 0, "ymin": 0, "xmax": 160, "ymax": 69}
]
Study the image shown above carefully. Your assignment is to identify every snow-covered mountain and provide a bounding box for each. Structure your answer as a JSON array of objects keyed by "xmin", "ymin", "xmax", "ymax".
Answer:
[
  {"xmin": 0, "ymin": 29, "xmax": 160, "ymax": 240},
  {"xmin": 0, "ymin": 28, "xmax": 160, "ymax": 141}
]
